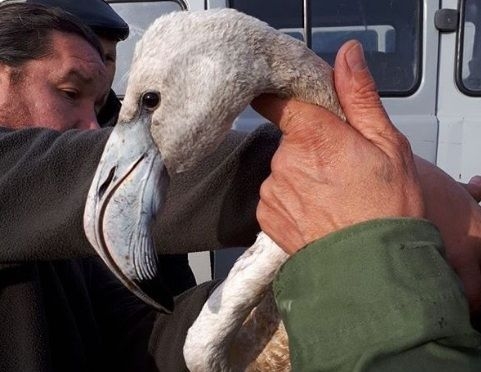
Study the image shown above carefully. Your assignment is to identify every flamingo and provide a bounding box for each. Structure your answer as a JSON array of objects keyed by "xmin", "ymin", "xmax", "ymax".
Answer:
[{"xmin": 84, "ymin": 8, "xmax": 344, "ymax": 371}]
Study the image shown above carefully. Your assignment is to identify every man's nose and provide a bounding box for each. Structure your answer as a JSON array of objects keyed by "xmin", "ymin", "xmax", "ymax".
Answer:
[
  {"xmin": 78, "ymin": 110, "xmax": 101, "ymax": 130},
  {"xmin": 85, "ymin": 119, "xmax": 101, "ymax": 130}
]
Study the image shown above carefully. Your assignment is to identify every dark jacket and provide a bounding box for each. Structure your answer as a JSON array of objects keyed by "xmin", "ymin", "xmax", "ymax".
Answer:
[
  {"xmin": 97, "ymin": 89, "xmax": 122, "ymax": 128},
  {"xmin": 0, "ymin": 124, "xmax": 281, "ymax": 371}
]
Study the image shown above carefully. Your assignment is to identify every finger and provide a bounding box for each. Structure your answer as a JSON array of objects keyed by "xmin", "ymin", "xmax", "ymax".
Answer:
[
  {"xmin": 251, "ymin": 94, "xmax": 289, "ymax": 127},
  {"xmin": 252, "ymin": 94, "xmax": 349, "ymax": 139},
  {"xmin": 256, "ymin": 188, "xmax": 305, "ymax": 254},
  {"xmin": 470, "ymin": 175, "xmax": 481, "ymax": 185},
  {"xmin": 333, "ymin": 40, "xmax": 398, "ymax": 142},
  {"xmin": 459, "ymin": 182, "xmax": 481, "ymax": 203},
  {"xmin": 466, "ymin": 176, "xmax": 481, "ymax": 202}
]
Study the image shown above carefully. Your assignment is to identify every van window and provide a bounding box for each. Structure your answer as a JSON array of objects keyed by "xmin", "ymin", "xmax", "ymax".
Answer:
[
  {"xmin": 229, "ymin": 0, "xmax": 422, "ymax": 96},
  {"xmin": 459, "ymin": 0, "xmax": 481, "ymax": 95},
  {"xmin": 108, "ymin": 0, "xmax": 185, "ymax": 96}
]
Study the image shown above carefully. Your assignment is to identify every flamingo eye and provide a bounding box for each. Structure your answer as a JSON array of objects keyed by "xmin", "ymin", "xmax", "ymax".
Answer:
[{"xmin": 141, "ymin": 91, "xmax": 160, "ymax": 111}]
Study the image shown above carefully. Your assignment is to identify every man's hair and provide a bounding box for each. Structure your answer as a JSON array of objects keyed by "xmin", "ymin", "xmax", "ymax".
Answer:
[
  {"xmin": 25, "ymin": 0, "xmax": 130, "ymax": 41},
  {"xmin": 0, "ymin": 3, "xmax": 103, "ymax": 67}
]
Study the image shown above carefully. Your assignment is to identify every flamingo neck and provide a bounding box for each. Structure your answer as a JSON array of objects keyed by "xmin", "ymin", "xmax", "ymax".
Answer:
[{"xmin": 184, "ymin": 233, "xmax": 289, "ymax": 371}]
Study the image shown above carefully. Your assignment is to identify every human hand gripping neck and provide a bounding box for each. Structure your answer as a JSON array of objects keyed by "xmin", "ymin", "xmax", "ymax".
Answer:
[{"xmin": 252, "ymin": 40, "xmax": 425, "ymax": 255}]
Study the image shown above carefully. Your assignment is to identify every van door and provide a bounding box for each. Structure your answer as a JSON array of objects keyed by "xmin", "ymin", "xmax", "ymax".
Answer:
[{"xmin": 436, "ymin": 0, "xmax": 481, "ymax": 181}]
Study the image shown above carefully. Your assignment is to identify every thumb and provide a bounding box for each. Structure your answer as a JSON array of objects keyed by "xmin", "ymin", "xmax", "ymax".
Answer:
[{"xmin": 334, "ymin": 40, "xmax": 396, "ymax": 142}]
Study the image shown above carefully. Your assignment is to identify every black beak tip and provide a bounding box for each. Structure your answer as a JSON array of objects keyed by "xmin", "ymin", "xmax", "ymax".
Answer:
[{"xmin": 134, "ymin": 279, "xmax": 175, "ymax": 313}]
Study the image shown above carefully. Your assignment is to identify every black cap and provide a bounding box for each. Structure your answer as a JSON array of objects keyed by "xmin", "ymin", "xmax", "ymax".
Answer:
[{"xmin": 22, "ymin": 0, "xmax": 129, "ymax": 40}]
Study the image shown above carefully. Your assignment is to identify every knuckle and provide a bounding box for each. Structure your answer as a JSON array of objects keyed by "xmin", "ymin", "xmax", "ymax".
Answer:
[
  {"xmin": 394, "ymin": 132, "xmax": 412, "ymax": 153},
  {"xmin": 382, "ymin": 129, "xmax": 413, "ymax": 161},
  {"xmin": 353, "ymin": 80, "xmax": 381, "ymax": 108},
  {"xmin": 270, "ymin": 153, "xmax": 284, "ymax": 173},
  {"xmin": 256, "ymin": 202, "xmax": 266, "ymax": 223},
  {"xmin": 395, "ymin": 132, "xmax": 412, "ymax": 159},
  {"xmin": 258, "ymin": 178, "xmax": 273, "ymax": 201}
]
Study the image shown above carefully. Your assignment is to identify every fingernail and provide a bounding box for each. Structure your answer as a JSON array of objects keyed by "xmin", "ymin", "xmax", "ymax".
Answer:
[{"xmin": 346, "ymin": 41, "xmax": 366, "ymax": 72}]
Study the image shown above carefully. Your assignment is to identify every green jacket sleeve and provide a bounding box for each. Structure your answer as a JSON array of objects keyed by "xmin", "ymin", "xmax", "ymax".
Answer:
[{"xmin": 274, "ymin": 218, "xmax": 481, "ymax": 372}]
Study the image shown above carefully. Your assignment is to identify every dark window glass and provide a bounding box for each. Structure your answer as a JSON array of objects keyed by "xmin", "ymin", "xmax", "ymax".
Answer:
[
  {"xmin": 230, "ymin": 0, "xmax": 422, "ymax": 96},
  {"xmin": 229, "ymin": 0, "xmax": 302, "ymax": 29},
  {"xmin": 459, "ymin": 0, "xmax": 481, "ymax": 94}
]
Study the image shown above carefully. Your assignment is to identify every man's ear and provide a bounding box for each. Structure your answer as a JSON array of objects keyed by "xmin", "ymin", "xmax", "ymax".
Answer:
[
  {"xmin": 0, "ymin": 64, "xmax": 18, "ymax": 86},
  {"xmin": 0, "ymin": 64, "xmax": 9, "ymax": 92},
  {"xmin": 0, "ymin": 64, "xmax": 8, "ymax": 84},
  {"xmin": 0, "ymin": 64, "xmax": 21, "ymax": 107}
]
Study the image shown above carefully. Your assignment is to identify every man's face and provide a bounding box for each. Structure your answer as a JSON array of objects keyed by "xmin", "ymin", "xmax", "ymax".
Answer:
[{"xmin": 0, "ymin": 30, "xmax": 109, "ymax": 131}]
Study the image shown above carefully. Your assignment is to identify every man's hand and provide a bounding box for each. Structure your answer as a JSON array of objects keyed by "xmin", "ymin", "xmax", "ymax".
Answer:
[
  {"xmin": 252, "ymin": 40, "xmax": 424, "ymax": 255},
  {"xmin": 461, "ymin": 176, "xmax": 481, "ymax": 203},
  {"xmin": 416, "ymin": 158, "xmax": 481, "ymax": 313}
]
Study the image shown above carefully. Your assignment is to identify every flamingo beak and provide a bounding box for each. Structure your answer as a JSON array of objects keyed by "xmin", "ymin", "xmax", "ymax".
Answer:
[{"xmin": 84, "ymin": 117, "xmax": 173, "ymax": 313}]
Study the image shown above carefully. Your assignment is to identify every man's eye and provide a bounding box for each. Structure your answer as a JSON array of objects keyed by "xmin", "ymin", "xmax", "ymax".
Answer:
[{"xmin": 62, "ymin": 89, "xmax": 79, "ymax": 100}]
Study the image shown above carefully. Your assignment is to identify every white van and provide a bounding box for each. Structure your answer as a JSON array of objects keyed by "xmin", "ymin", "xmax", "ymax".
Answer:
[{"xmin": 107, "ymin": 0, "xmax": 481, "ymax": 281}]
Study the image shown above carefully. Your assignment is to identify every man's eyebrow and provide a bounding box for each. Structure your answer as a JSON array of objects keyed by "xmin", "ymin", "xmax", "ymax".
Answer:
[{"xmin": 59, "ymin": 68, "xmax": 95, "ymax": 85}]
